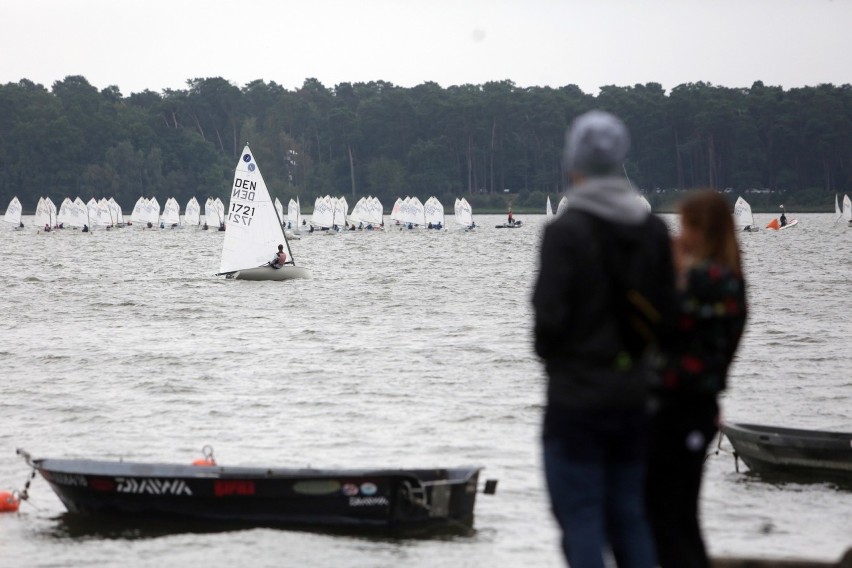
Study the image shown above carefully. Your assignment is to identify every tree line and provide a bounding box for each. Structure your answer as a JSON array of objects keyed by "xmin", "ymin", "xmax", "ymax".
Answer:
[{"xmin": 1, "ymin": 76, "xmax": 850, "ymax": 213}]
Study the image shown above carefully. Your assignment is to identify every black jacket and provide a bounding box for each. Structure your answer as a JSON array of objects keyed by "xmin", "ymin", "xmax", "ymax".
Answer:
[{"xmin": 533, "ymin": 208, "xmax": 675, "ymax": 410}]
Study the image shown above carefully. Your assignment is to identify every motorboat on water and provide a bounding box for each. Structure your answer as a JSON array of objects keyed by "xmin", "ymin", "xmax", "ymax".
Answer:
[{"xmin": 19, "ymin": 449, "xmax": 496, "ymax": 533}]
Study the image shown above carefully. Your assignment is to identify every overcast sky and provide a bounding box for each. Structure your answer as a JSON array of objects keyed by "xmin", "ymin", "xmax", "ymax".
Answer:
[{"xmin": 4, "ymin": 0, "xmax": 851, "ymax": 96}]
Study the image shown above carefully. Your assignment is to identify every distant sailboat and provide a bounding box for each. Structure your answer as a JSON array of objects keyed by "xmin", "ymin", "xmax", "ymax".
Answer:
[
  {"xmin": 546, "ymin": 196, "xmax": 554, "ymax": 218},
  {"xmin": 844, "ymin": 194, "xmax": 852, "ymax": 226},
  {"xmin": 161, "ymin": 197, "xmax": 181, "ymax": 227},
  {"xmin": 3, "ymin": 196, "xmax": 22, "ymax": 229},
  {"xmin": 454, "ymin": 197, "xmax": 474, "ymax": 230},
  {"xmin": 424, "ymin": 196, "xmax": 445, "ymax": 228},
  {"xmin": 185, "ymin": 197, "xmax": 201, "ymax": 226},
  {"xmin": 217, "ymin": 145, "xmax": 310, "ymax": 281},
  {"xmin": 734, "ymin": 197, "xmax": 759, "ymax": 232}
]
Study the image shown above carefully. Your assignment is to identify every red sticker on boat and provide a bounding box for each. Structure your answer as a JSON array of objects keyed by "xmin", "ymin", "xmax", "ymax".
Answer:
[
  {"xmin": 214, "ymin": 480, "xmax": 256, "ymax": 497},
  {"xmin": 88, "ymin": 477, "xmax": 116, "ymax": 492}
]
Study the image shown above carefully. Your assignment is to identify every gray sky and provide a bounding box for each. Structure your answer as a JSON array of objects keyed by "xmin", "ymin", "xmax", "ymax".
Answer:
[{"xmin": 4, "ymin": 0, "xmax": 851, "ymax": 95}]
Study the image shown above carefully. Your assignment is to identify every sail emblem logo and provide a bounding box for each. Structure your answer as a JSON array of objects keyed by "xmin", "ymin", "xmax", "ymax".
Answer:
[
  {"xmin": 248, "ymin": 163, "xmax": 256, "ymax": 172},
  {"xmin": 243, "ymin": 154, "xmax": 252, "ymax": 162},
  {"xmin": 342, "ymin": 483, "xmax": 359, "ymax": 496},
  {"xmin": 360, "ymin": 482, "xmax": 377, "ymax": 496}
]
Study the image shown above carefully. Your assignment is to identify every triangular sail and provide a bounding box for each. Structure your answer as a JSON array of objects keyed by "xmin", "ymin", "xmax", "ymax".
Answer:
[
  {"xmin": 424, "ymin": 197, "xmax": 444, "ymax": 226},
  {"xmin": 275, "ymin": 198, "xmax": 284, "ymax": 225},
  {"xmin": 97, "ymin": 198, "xmax": 113, "ymax": 227},
  {"xmin": 161, "ymin": 197, "xmax": 181, "ymax": 226},
  {"xmin": 835, "ymin": 194, "xmax": 842, "ymax": 219},
  {"xmin": 185, "ymin": 197, "xmax": 201, "ymax": 225},
  {"xmin": 58, "ymin": 198, "xmax": 73, "ymax": 226},
  {"xmin": 146, "ymin": 197, "xmax": 161, "ymax": 225},
  {"xmin": 556, "ymin": 196, "xmax": 569, "ymax": 215},
  {"xmin": 546, "ymin": 196, "xmax": 553, "ymax": 217},
  {"xmin": 4, "ymin": 197, "xmax": 22, "ymax": 226},
  {"xmin": 219, "ymin": 146, "xmax": 291, "ymax": 274},
  {"xmin": 638, "ymin": 194, "xmax": 652, "ymax": 212},
  {"xmin": 454, "ymin": 197, "xmax": 473, "ymax": 227},
  {"xmin": 390, "ymin": 198, "xmax": 403, "ymax": 222},
  {"xmin": 69, "ymin": 197, "xmax": 89, "ymax": 228},
  {"xmin": 34, "ymin": 197, "xmax": 51, "ymax": 227},
  {"xmin": 844, "ymin": 194, "xmax": 852, "ymax": 222},
  {"xmin": 311, "ymin": 196, "xmax": 334, "ymax": 228},
  {"xmin": 131, "ymin": 197, "xmax": 147, "ymax": 225},
  {"xmin": 734, "ymin": 197, "xmax": 755, "ymax": 228}
]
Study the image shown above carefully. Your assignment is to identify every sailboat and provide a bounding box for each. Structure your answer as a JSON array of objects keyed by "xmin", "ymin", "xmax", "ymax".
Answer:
[
  {"xmin": 424, "ymin": 196, "xmax": 445, "ymax": 229},
  {"xmin": 161, "ymin": 197, "xmax": 181, "ymax": 227},
  {"xmin": 454, "ymin": 197, "xmax": 474, "ymax": 230},
  {"xmin": 734, "ymin": 197, "xmax": 759, "ymax": 232},
  {"xmin": 546, "ymin": 196, "xmax": 554, "ymax": 218},
  {"xmin": 217, "ymin": 145, "xmax": 311, "ymax": 281},
  {"xmin": 185, "ymin": 197, "xmax": 201, "ymax": 226},
  {"xmin": 843, "ymin": 194, "xmax": 852, "ymax": 227},
  {"xmin": 3, "ymin": 196, "xmax": 23, "ymax": 229}
]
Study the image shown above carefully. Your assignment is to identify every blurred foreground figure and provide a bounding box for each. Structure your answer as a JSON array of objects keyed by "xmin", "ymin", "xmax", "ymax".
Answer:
[
  {"xmin": 646, "ymin": 190, "xmax": 747, "ymax": 568},
  {"xmin": 533, "ymin": 110, "xmax": 675, "ymax": 567}
]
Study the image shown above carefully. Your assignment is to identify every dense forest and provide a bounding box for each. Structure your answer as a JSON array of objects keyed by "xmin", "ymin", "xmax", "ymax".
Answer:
[{"xmin": 1, "ymin": 76, "xmax": 851, "ymax": 213}]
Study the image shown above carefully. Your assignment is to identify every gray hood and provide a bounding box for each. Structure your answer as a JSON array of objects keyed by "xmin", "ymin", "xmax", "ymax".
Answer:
[{"xmin": 563, "ymin": 176, "xmax": 648, "ymax": 225}]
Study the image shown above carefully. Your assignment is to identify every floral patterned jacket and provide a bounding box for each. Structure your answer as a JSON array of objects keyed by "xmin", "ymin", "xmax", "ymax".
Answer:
[{"xmin": 659, "ymin": 261, "xmax": 747, "ymax": 397}]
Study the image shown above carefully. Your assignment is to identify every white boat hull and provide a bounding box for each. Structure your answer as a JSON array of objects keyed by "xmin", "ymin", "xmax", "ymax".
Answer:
[{"xmin": 227, "ymin": 266, "xmax": 312, "ymax": 281}]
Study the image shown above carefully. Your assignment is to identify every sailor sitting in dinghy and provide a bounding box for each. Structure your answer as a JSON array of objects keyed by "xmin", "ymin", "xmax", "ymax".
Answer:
[{"xmin": 271, "ymin": 244, "xmax": 288, "ymax": 269}]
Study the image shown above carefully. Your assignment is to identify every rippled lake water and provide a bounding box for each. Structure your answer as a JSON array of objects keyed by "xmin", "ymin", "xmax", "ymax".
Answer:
[{"xmin": 0, "ymin": 212, "xmax": 850, "ymax": 567}]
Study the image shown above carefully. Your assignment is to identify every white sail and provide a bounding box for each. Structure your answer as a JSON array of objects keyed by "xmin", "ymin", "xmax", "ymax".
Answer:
[
  {"xmin": 424, "ymin": 196, "xmax": 444, "ymax": 226},
  {"xmin": 131, "ymin": 197, "xmax": 147, "ymax": 225},
  {"xmin": 204, "ymin": 198, "xmax": 221, "ymax": 227},
  {"xmin": 57, "ymin": 198, "xmax": 73, "ymax": 226},
  {"xmin": 311, "ymin": 196, "xmax": 334, "ymax": 228},
  {"xmin": 97, "ymin": 198, "xmax": 113, "ymax": 227},
  {"xmin": 348, "ymin": 197, "xmax": 368, "ymax": 225},
  {"xmin": 108, "ymin": 197, "xmax": 123, "ymax": 224},
  {"xmin": 220, "ymin": 145, "xmax": 291, "ymax": 274},
  {"xmin": 215, "ymin": 198, "xmax": 225, "ymax": 227},
  {"xmin": 69, "ymin": 197, "xmax": 89, "ymax": 228},
  {"xmin": 556, "ymin": 196, "xmax": 569, "ymax": 215},
  {"xmin": 454, "ymin": 197, "xmax": 473, "ymax": 227},
  {"xmin": 4, "ymin": 196, "xmax": 22, "ymax": 226},
  {"xmin": 844, "ymin": 194, "xmax": 852, "ymax": 222},
  {"xmin": 333, "ymin": 196, "xmax": 348, "ymax": 227},
  {"xmin": 185, "ymin": 197, "xmax": 201, "ymax": 226},
  {"xmin": 546, "ymin": 196, "xmax": 553, "ymax": 217},
  {"xmin": 390, "ymin": 198, "xmax": 403, "ymax": 222},
  {"xmin": 145, "ymin": 197, "xmax": 161, "ymax": 225},
  {"xmin": 398, "ymin": 196, "xmax": 425, "ymax": 226},
  {"xmin": 835, "ymin": 194, "xmax": 842, "ymax": 219},
  {"xmin": 287, "ymin": 198, "xmax": 301, "ymax": 228},
  {"xmin": 274, "ymin": 197, "xmax": 284, "ymax": 225},
  {"xmin": 638, "ymin": 194, "xmax": 652, "ymax": 212},
  {"xmin": 34, "ymin": 197, "xmax": 51, "ymax": 227},
  {"xmin": 161, "ymin": 197, "xmax": 181, "ymax": 226},
  {"xmin": 733, "ymin": 196, "xmax": 755, "ymax": 229},
  {"xmin": 86, "ymin": 198, "xmax": 99, "ymax": 228}
]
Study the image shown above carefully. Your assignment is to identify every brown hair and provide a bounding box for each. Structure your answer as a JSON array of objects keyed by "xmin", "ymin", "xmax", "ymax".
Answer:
[{"xmin": 679, "ymin": 190, "xmax": 742, "ymax": 274}]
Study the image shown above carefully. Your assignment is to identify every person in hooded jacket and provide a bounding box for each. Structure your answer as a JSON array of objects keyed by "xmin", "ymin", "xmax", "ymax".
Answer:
[{"xmin": 532, "ymin": 110, "xmax": 675, "ymax": 568}]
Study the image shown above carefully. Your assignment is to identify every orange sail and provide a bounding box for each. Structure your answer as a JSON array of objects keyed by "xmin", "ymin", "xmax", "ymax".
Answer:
[{"xmin": 766, "ymin": 218, "xmax": 780, "ymax": 230}]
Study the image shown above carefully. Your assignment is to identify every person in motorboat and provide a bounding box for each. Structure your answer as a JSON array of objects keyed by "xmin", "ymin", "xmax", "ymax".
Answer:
[
  {"xmin": 271, "ymin": 244, "xmax": 287, "ymax": 269},
  {"xmin": 646, "ymin": 190, "xmax": 747, "ymax": 568},
  {"xmin": 533, "ymin": 110, "xmax": 674, "ymax": 568},
  {"xmin": 779, "ymin": 206, "xmax": 787, "ymax": 227}
]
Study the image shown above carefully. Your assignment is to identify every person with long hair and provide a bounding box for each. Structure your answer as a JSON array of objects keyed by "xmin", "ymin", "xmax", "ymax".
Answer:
[{"xmin": 646, "ymin": 190, "xmax": 748, "ymax": 567}]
